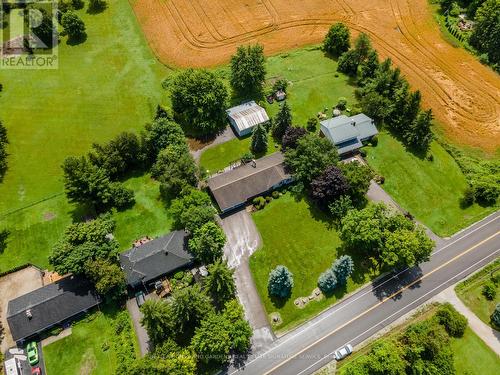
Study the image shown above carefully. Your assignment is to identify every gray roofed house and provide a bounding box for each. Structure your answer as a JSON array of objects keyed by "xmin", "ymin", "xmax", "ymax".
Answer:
[
  {"xmin": 119, "ymin": 230, "xmax": 192, "ymax": 288},
  {"xmin": 320, "ymin": 113, "xmax": 378, "ymax": 155},
  {"xmin": 227, "ymin": 101, "xmax": 270, "ymax": 137},
  {"xmin": 207, "ymin": 152, "xmax": 292, "ymax": 213},
  {"xmin": 6, "ymin": 275, "xmax": 101, "ymax": 343}
]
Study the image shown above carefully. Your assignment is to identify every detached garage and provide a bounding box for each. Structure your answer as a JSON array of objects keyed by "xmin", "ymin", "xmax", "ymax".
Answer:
[{"xmin": 227, "ymin": 101, "xmax": 270, "ymax": 137}]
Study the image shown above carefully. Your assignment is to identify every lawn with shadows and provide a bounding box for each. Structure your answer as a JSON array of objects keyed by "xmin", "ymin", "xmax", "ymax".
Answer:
[
  {"xmin": 249, "ymin": 192, "xmax": 379, "ymax": 333},
  {"xmin": 365, "ymin": 132, "xmax": 497, "ymax": 237},
  {"xmin": 43, "ymin": 306, "xmax": 139, "ymax": 375},
  {"xmin": 0, "ymin": 0, "xmax": 171, "ymax": 271}
]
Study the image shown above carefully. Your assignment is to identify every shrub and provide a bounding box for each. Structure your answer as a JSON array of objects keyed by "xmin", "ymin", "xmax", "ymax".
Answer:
[
  {"xmin": 436, "ymin": 303, "xmax": 468, "ymax": 337},
  {"xmin": 491, "ymin": 303, "xmax": 500, "ymax": 327},
  {"xmin": 337, "ymin": 97, "xmax": 347, "ymax": 110},
  {"xmin": 253, "ymin": 196, "xmax": 266, "ymax": 210},
  {"xmin": 272, "ymin": 78, "xmax": 288, "ymax": 93},
  {"xmin": 482, "ymin": 282, "xmax": 496, "ymax": 300},
  {"xmin": 318, "ymin": 269, "xmax": 337, "ymax": 294},
  {"xmin": 359, "ymin": 148, "xmax": 367, "ymax": 157},
  {"xmin": 265, "ymin": 196, "xmax": 273, "ymax": 203},
  {"xmin": 307, "ymin": 117, "xmax": 319, "ymax": 132},
  {"xmin": 272, "ymin": 191, "xmax": 280, "ymax": 199},
  {"xmin": 268, "ymin": 265, "xmax": 294, "ymax": 298},
  {"xmin": 461, "ymin": 186, "xmax": 475, "ymax": 207},
  {"xmin": 370, "ymin": 135, "xmax": 378, "ymax": 146},
  {"xmin": 241, "ymin": 152, "xmax": 255, "ymax": 163}
]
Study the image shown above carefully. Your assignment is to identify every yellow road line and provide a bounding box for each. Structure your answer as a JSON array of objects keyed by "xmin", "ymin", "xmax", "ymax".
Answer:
[{"xmin": 263, "ymin": 230, "xmax": 500, "ymax": 375}]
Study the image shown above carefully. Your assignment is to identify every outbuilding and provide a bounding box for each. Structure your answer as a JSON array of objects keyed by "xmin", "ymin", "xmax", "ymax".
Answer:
[
  {"xmin": 320, "ymin": 113, "xmax": 378, "ymax": 156},
  {"xmin": 227, "ymin": 101, "xmax": 270, "ymax": 137}
]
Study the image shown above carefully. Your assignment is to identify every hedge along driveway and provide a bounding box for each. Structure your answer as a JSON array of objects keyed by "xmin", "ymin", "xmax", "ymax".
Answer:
[{"xmin": 249, "ymin": 193, "xmax": 379, "ymax": 334}]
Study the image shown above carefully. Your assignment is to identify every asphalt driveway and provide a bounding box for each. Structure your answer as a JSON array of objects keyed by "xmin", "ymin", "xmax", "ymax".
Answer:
[{"xmin": 220, "ymin": 209, "xmax": 276, "ymax": 353}]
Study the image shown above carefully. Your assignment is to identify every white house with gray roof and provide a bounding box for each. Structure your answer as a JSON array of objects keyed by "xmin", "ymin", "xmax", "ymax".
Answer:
[
  {"xmin": 320, "ymin": 113, "xmax": 378, "ymax": 155},
  {"xmin": 227, "ymin": 101, "xmax": 270, "ymax": 137}
]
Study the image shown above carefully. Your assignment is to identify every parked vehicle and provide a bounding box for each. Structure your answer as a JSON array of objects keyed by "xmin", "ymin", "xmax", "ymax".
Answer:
[
  {"xmin": 32, "ymin": 367, "xmax": 42, "ymax": 375},
  {"xmin": 334, "ymin": 344, "xmax": 353, "ymax": 360},
  {"xmin": 135, "ymin": 291, "xmax": 146, "ymax": 307},
  {"xmin": 26, "ymin": 342, "xmax": 39, "ymax": 365}
]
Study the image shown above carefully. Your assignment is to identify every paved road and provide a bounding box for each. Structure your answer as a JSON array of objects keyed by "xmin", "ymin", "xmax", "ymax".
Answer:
[{"xmin": 225, "ymin": 211, "xmax": 500, "ymax": 375}]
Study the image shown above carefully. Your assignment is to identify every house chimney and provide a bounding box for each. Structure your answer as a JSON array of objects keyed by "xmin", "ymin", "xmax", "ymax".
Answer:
[
  {"xmin": 26, "ymin": 309, "xmax": 32, "ymax": 319},
  {"xmin": 164, "ymin": 251, "xmax": 169, "ymax": 256}
]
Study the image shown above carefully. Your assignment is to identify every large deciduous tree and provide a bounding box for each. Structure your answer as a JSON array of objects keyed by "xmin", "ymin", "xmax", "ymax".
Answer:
[
  {"xmin": 170, "ymin": 188, "xmax": 216, "ymax": 231},
  {"xmin": 170, "ymin": 285, "xmax": 213, "ymax": 338},
  {"xmin": 470, "ymin": 0, "xmax": 500, "ymax": 65},
  {"xmin": 281, "ymin": 126, "xmax": 307, "ymax": 151},
  {"xmin": 171, "ymin": 69, "xmax": 228, "ymax": 137},
  {"xmin": 310, "ymin": 165, "xmax": 350, "ymax": 207},
  {"xmin": 323, "ymin": 22, "xmax": 350, "ymax": 57},
  {"xmin": 85, "ymin": 258, "xmax": 126, "ymax": 301},
  {"xmin": 340, "ymin": 161, "xmax": 373, "ymax": 205},
  {"xmin": 188, "ymin": 222, "xmax": 226, "ymax": 264},
  {"xmin": 140, "ymin": 299, "xmax": 174, "ymax": 345},
  {"xmin": 284, "ymin": 134, "xmax": 338, "ymax": 186},
  {"xmin": 61, "ymin": 10, "xmax": 86, "ymax": 41},
  {"xmin": 230, "ymin": 44, "xmax": 266, "ymax": 95}
]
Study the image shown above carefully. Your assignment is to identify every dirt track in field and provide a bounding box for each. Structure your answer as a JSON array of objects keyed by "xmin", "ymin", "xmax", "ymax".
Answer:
[{"xmin": 131, "ymin": 0, "xmax": 500, "ymax": 152}]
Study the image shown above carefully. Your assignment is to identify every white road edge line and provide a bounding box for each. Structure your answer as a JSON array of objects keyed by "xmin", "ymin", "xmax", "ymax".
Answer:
[
  {"xmin": 228, "ymin": 213, "xmax": 499, "ymax": 374},
  {"xmin": 296, "ymin": 248, "xmax": 500, "ymax": 375}
]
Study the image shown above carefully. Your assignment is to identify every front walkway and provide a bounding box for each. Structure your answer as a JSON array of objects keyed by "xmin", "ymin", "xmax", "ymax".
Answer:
[
  {"xmin": 219, "ymin": 209, "xmax": 276, "ymax": 353},
  {"xmin": 436, "ymin": 286, "xmax": 500, "ymax": 355}
]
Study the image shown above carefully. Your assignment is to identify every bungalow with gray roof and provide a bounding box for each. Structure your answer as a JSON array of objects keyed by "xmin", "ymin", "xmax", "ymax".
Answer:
[
  {"xmin": 320, "ymin": 113, "xmax": 378, "ymax": 156},
  {"xmin": 119, "ymin": 230, "xmax": 192, "ymax": 289}
]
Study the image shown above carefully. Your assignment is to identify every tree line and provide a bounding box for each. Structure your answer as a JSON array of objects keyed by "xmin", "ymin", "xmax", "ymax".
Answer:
[{"xmin": 0, "ymin": 120, "xmax": 8, "ymax": 181}]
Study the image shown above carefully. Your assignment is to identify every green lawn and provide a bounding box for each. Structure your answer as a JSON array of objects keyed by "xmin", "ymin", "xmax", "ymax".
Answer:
[
  {"xmin": 263, "ymin": 47, "xmax": 357, "ymax": 125},
  {"xmin": 451, "ymin": 327, "xmax": 500, "ymax": 374},
  {"xmin": 365, "ymin": 132, "xmax": 497, "ymax": 237},
  {"xmin": 201, "ymin": 46, "xmax": 356, "ymax": 174},
  {"xmin": 199, "ymin": 135, "xmax": 278, "ymax": 175},
  {"xmin": 249, "ymin": 193, "xmax": 378, "ymax": 333},
  {"xmin": 456, "ymin": 259, "xmax": 500, "ymax": 329},
  {"xmin": 0, "ymin": 0, "xmax": 172, "ymax": 271},
  {"xmin": 44, "ymin": 307, "xmax": 139, "ymax": 375}
]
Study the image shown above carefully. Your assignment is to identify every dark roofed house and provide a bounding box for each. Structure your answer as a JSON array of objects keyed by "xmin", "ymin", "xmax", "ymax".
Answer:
[
  {"xmin": 7, "ymin": 275, "xmax": 101, "ymax": 343},
  {"xmin": 207, "ymin": 152, "xmax": 292, "ymax": 213},
  {"xmin": 119, "ymin": 230, "xmax": 193, "ymax": 288},
  {"xmin": 320, "ymin": 113, "xmax": 378, "ymax": 156}
]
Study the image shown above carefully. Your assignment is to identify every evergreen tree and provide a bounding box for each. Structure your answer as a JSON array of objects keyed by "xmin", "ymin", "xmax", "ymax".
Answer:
[
  {"xmin": 273, "ymin": 101, "xmax": 292, "ymax": 139},
  {"xmin": 332, "ymin": 255, "xmax": 354, "ymax": 286},
  {"xmin": 318, "ymin": 269, "xmax": 337, "ymax": 294},
  {"xmin": 205, "ymin": 260, "xmax": 236, "ymax": 308},
  {"xmin": 268, "ymin": 265, "xmax": 294, "ymax": 298},
  {"xmin": 337, "ymin": 49, "xmax": 361, "ymax": 76},
  {"xmin": 359, "ymin": 49, "xmax": 379, "ymax": 84},
  {"xmin": 353, "ymin": 33, "xmax": 372, "ymax": 62},
  {"xmin": 251, "ymin": 123, "xmax": 268, "ymax": 154}
]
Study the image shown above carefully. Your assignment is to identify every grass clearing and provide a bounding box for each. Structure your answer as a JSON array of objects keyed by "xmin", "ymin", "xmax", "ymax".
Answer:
[
  {"xmin": 249, "ymin": 193, "xmax": 378, "ymax": 334},
  {"xmin": 455, "ymin": 259, "xmax": 500, "ymax": 328},
  {"xmin": 0, "ymin": 0, "xmax": 171, "ymax": 271},
  {"xmin": 199, "ymin": 135, "xmax": 278, "ymax": 175},
  {"xmin": 43, "ymin": 306, "xmax": 139, "ymax": 375},
  {"xmin": 365, "ymin": 132, "xmax": 497, "ymax": 237}
]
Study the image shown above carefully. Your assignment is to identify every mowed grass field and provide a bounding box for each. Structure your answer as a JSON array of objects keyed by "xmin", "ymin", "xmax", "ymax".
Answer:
[
  {"xmin": 0, "ymin": 0, "xmax": 171, "ymax": 270},
  {"xmin": 249, "ymin": 193, "xmax": 378, "ymax": 333},
  {"xmin": 43, "ymin": 308, "xmax": 139, "ymax": 375},
  {"xmin": 365, "ymin": 133, "xmax": 497, "ymax": 237},
  {"xmin": 200, "ymin": 47, "xmax": 356, "ymax": 173},
  {"xmin": 456, "ymin": 259, "xmax": 500, "ymax": 329}
]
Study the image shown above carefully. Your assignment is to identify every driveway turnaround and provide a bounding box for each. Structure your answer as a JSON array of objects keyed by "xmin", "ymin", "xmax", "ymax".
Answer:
[
  {"xmin": 225, "ymin": 211, "xmax": 500, "ymax": 375},
  {"xmin": 220, "ymin": 210, "xmax": 276, "ymax": 353}
]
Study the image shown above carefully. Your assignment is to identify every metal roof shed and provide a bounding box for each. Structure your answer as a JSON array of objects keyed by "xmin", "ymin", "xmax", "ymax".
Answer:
[{"xmin": 227, "ymin": 101, "xmax": 270, "ymax": 137}]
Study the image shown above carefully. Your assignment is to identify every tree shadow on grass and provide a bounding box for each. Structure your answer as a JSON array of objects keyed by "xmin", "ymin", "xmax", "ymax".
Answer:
[
  {"xmin": 269, "ymin": 293, "xmax": 288, "ymax": 309},
  {"xmin": 66, "ymin": 32, "xmax": 87, "ymax": 46},
  {"xmin": 87, "ymin": 0, "xmax": 108, "ymax": 15},
  {"xmin": 0, "ymin": 229, "xmax": 10, "ymax": 254}
]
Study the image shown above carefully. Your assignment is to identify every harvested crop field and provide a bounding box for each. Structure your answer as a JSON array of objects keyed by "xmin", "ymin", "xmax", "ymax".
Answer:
[{"xmin": 131, "ymin": 0, "xmax": 500, "ymax": 152}]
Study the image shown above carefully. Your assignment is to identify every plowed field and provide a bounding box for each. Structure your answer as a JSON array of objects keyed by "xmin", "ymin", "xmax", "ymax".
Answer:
[{"xmin": 132, "ymin": 0, "xmax": 500, "ymax": 151}]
